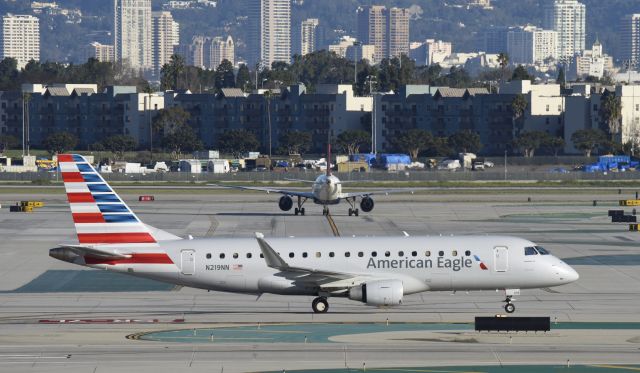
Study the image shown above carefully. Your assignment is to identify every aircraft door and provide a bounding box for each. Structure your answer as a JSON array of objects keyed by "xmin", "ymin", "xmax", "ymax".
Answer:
[
  {"xmin": 181, "ymin": 250, "xmax": 195, "ymax": 275},
  {"xmin": 493, "ymin": 246, "xmax": 508, "ymax": 272}
]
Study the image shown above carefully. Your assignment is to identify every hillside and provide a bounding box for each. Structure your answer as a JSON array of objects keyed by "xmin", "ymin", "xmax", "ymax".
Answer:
[{"xmin": 0, "ymin": 0, "xmax": 637, "ymax": 64}]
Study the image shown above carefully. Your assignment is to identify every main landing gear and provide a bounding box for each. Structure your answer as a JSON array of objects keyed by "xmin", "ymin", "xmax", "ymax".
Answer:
[
  {"xmin": 504, "ymin": 295, "xmax": 515, "ymax": 313},
  {"xmin": 312, "ymin": 296, "xmax": 329, "ymax": 313},
  {"xmin": 322, "ymin": 206, "xmax": 329, "ymax": 216},
  {"xmin": 294, "ymin": 196, "xmax": 307, "ymax": 216},
  {"xmin": 346, "ymin": 197, "xmax": 359, "ymax": 217}
]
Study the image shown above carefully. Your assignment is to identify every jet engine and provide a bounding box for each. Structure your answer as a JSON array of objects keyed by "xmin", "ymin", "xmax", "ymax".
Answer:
[
  {"xmin": 360, "ymin": 196, "xmax": 375, "ymax": 212},
  {"xmin": 348, "ymin": 279, "xmax": 403, "ymax": 306},
  {"xmin": 278, "ymin": 196, "xmax": 293, "ymax": 211}
]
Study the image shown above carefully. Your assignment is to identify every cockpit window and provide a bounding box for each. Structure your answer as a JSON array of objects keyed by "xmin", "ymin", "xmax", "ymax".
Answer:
[
  {"xmin": 524, "ymin": 247, "xmax": 538, "ymax": 256},
  {"xmin": 535, "ymin": 246, "xmax": 550, "ymax": 255}
]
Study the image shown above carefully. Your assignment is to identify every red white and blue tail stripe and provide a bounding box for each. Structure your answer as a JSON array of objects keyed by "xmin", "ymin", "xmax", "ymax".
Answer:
[{"xmin": 58, "ymin": 154, "xmax": 157, "ymax": 247}]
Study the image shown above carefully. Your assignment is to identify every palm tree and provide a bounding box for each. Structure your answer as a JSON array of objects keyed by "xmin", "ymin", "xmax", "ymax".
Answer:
[
  {"xmin": 511, "ymin": 94, "xmax": 528, "ymax": 137},
  {"xmin": 497, "ymin": 52, "xmax": 509, "ymax": 83},
  {"xmin": 599, "ymin": 92, "xmax": 622, "ymax": 142}
]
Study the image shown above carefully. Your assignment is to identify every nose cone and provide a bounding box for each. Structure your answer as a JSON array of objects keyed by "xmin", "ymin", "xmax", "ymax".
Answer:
[{"xmin": 565, "ymin": 266, "xmax": 580, "ymax": 283}]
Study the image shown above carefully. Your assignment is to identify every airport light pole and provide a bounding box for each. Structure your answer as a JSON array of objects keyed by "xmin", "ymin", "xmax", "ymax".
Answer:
[{"xmin": 504, "ymin": 150, "xmax": 507, "ymax": 180}]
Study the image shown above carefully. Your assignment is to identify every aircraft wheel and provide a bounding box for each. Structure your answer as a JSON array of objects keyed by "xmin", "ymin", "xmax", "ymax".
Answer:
[
  {"xmin": 312, "ymin": 297, "xmax": 329, "ymax": 313},
  {"xmin": 354, "ymin": 209, "xmax": 359, "ymax": 217},
  {"xmin": 294, "ymin": 208, "xmax": 299, "ymax": 216},
  {"xmin": 300, "ymin": 208, "xmax": 305, "ymax": 215},
  {"xmin": 348, "ymin": 208, "xmax": 353, "ymax": 216},
  {"xmin": 504, "ymin": 303, "xmax": 515, "ymax": 314}
]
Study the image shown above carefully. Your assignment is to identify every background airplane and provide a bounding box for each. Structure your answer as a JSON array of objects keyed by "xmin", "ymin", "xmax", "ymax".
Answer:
[
  {"xmin": 216, "ymin": 145, "xmax": 413, "ymax": 216},
  {"xmin": 50, "ymin": 154, "xmax": 579, "ymax": 314}
]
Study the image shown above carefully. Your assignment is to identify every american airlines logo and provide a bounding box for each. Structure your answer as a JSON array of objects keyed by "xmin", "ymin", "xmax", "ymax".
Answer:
[{"xmin": 367, "ymin": 257, "xmax": 474, "ymax": 271}]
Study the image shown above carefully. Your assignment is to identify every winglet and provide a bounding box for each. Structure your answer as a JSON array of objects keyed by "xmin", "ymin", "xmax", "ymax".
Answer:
[{"xmin": 255, "ymin": 232, "xmax": 289, "ymax": 270}]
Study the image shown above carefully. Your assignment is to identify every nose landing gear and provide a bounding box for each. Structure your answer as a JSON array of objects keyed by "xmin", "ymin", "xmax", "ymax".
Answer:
[
  {"xmin": 312, "ymin": 296, "xmax": 329, "ymax": 313},
  {"xmin": 504, "ymin": 296, "xmax": 515, "ymax": 313}
]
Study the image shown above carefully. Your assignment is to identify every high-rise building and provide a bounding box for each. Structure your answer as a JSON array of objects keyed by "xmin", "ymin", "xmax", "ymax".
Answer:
[
  {"xmin": 247, "ymin": 0, "xmax": 291, "ymax": 67},
  {"xmin": 0, "ymin": 14, "xmax": 40, "ymax": 70},
  {"xmin": 206, "ymin": 36, "xmax": 235, "ymax": 69},
  {"xmin": 189, "ymin": 36, "xmax": 206, "ymax": 68},
  {"xmin": 114, "ymin": 0, "xmax": 152, "ymax": 71},
  {"xmin": 88, "ymin": 42, "xmax": 115, "ymax": 63},
  {"xmin": 620, "ymin": 14, "xmax": 640, "ymax": 65},
  {"xmin": 300, "ymin": 18, "xmax": 319, "ymax": 56},
  {"xmin": 410, "ymin": 39, "xmax": 452, "ymax": 66},
  {"xmin": 543, "ymin": 0, "xmax": 585, "ymax": 62},
  {"xmin": 152, "ymin": 11, "xmax": 180, "ymax": 76},
  {"xmin": 357, "ymin": 5, "xmax": 409, "ymax": 63},
  {"xmin": 507, "ymin": 25, "xmax": 557, "ymax": 65},
  {"xmin": 387, "ymin": 7, "xmax": 410, "ymax": 60},
  {"xmin": 357, "ymin": 5, "xmax": 387, "ymax": 63}
]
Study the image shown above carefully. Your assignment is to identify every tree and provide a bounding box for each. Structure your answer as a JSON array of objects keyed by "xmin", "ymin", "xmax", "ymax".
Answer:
[
  {"xmin": 161, "ymin": 124, "xmax": 202, "ymax": 158},
  {"xmin": 511, "ymin": 93, "xmax": 528, "ymax": 133},
  {"xmin": 511, "ymin": 65, "xmax": 534, "ymax": 82},
  {"xmin": 547, "ymin": 137, "xmax": 565, "ymax": 156},
  {"xmin": 42, "ymin": 132, "xmax": 78, "ymax": 155},
  {"xmin": 599, "ymin": 91, "xmax": 622, "ymax": 141},
  {"xmin": 215, "ymin": 59, "xmax": 235, "ymax": 91},
  {"xmin": 235, "ymin": 64, "xmax": 251, "ymax": 91},
  {"xmin": 160, "ymin": 54, "xmax": 186, "ymax": 91},
  {"xmin": 497, "ymin": 52, "xmax": 509, "ymax": 83},
  {"xmin": 217, "ymin": 129, "xmax": 260, "ymax": 159},
  {"xmin": 448, "ymin": 130, "xmax": 482, "ymax": 154},
  {"xmin": 279, "ymin": 130, "xmax": 312, "ymax": 155},
  {"xmin": 152, "ymin": 107, "xmax": 191, "ymax": 148},
  {"xmin": 571, "ymin": 129, "xmax": 606, "ymax": 157},
  {"xmin": 101, "ymin": 134, "xmax": 136, "ymax": 160},
  {"xmin": 0, "ymin": 134, "xmax": 19, "ymax": 152},
  {"xmin": 336, "ymin": 130, "xmax": 371, "ymax": 155},
  {"xmin": 556, "ymin": 66, "xmax": 566, "ymax": 87},
  {"xmin": 388, "ymin": 129, "xmax": 433, "ymax": 159},
  {"xmin": 512, "ymin": 131, "xmax": 551, "ymax": 157}
]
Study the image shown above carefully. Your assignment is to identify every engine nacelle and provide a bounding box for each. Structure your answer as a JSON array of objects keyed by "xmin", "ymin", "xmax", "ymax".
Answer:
[
  {"xmin": 348, "ymin": 279, "xmax": 403, "ymax": 306},
  {"xmin": 360, "ymin": 196, "xmax": 375, "ymax": 212},
  {"xmin": 278, "ymin": 195, "xmax": 293, "ymax": 211}
]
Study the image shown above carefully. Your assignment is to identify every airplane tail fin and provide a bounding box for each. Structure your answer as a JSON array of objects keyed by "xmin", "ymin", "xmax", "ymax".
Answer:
[{"xmin": 58, "ymin": 154, "xmax": 179, "ymax": 246}]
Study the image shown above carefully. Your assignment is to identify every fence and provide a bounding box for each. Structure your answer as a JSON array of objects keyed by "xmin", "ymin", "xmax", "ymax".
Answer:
[{"xmin": 3, "ymin": 169, "xmax": 640, "ymax": 183}]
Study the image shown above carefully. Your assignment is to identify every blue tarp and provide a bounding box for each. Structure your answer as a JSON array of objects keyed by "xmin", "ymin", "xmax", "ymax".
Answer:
[
  {"xmin": 377, "ymin": 154, "xmax": 412, "ymax": 166},
  {"xmin": 349, "ymin": 153, "xmax": 377, "ymax": 166}
]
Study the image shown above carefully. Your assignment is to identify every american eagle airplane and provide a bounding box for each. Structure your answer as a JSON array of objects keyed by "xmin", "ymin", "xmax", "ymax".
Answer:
[
  {"xmin": 218, "ymin": 145, "xmax": 411, "ymax": 216},
  {"xmin": 50, "ymin": 154, "xmax": 579, "ymax": 314}
]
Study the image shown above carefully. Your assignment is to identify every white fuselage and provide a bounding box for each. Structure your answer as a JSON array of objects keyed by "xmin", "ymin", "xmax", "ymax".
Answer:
[
  {"xmin": 311, "ymin": 174, "xmax": 342, "ymax": 204},
  {"xmin": 61, "ymin": 235, "xmax": 579, "ymax": 297}
]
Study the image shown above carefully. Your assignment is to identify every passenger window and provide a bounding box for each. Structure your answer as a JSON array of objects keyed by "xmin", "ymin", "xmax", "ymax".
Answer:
[
  {"xmin": 206, "ymin": 253, "xmax": 211, "ymax": 259},
  {"xmin": 302, "ymin": 252, "xmax": 308, "ymax": 258},
  {"xmin": 345, "ymin": 252, "xmax": 351, "ymax": 257},
  {"xmin": 289, "ymin": 252, "xmax": 294, "ymax": 258},
  {"xmin": 411, "ymin": 251, "xmax": 417, "ymax": 257},
  {"xmin": 438, "ymin": 251, "xmax": 444, "ymax": 257},
  {"xmin": 316, "ymin": 252, "xmax": 321, "ymax": 258},
  {"xmin": 398, "ymin": 251, "xmax": 404, "ymax": 257},
  {"xmin": 329, "ymin": 252, "xmax": 335, "ymax": 258},
  {"xmin": 385, "ymin": 251, "xmax": 391, "ymax": 257},
  {"xmin": 372, "ymin": 251, "xmax": 377, "ymax": 257},
  {"xmin": 465, "ymin": 250, "xmax": 471, "ymax": 256},
  {"xmin": 535, "ymin": 246, "xmax": 550, "ymax": 255},
  {"xmin": 358, "ymin": 252, "xmax": 364, "ymax": 257},
  {"xmin": 425, "ymin": 251, "xmax": 431, "ymax": 257},
  {"xmin": 246, "ymin": 253, "xmax": 252, "ymax": 259},
  {"xmin": 219, "ymin": 253, "xmax": 225, "ymax": 259},
  {"xmin": 452, "ymin": 250, "xmax": 458, "ymax": 257},
  {"xmin": 525, "ymin": 247, "xmax": 538, "ymax": 256},
  {"xmin": 233, "ymin": 253, "xmax": 238, "ymax": 259}
]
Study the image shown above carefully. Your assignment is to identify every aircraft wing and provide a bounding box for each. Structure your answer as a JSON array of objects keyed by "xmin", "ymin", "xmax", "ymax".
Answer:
[
  {"xmin": 212, "ymin": 184, "xmax": 315, "ymax": 199},
  {"xmin": 340, "ymin": 189, "xmax": 415, "ymax": 199},
  {"xmin": 254, "ymin": 233, "xmax": 369, "ymax": 291}
]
